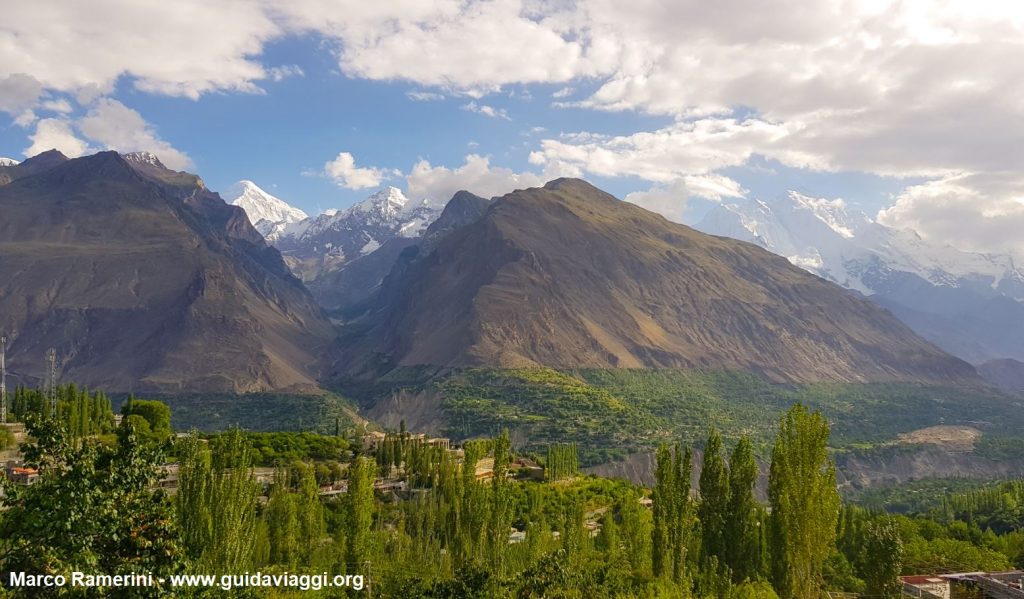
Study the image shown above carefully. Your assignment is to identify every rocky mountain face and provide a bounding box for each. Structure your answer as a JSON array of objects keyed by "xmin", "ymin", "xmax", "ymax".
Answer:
[
  {"xmin": 0, "ymin": 150, "xmax": 335, "ymax": 393},
  {"xmin": 334, "ymin": 179, "xmax": 977, "ymax": 385},
  {"xmin": 695, "ymin": 193, "xmax": 1024, "ymax": 363},
  {"xmin": 226, "ymin": 180, "xmax": 308, "ymax": 241},
  {"xmin": 273, "ymin": 187, "xmax": 443, "ymax": 282}
]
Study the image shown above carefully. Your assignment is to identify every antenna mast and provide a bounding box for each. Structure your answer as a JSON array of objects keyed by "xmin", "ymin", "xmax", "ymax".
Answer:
[
  {"xmin": 47, "ymin": 347, "xmax": 57, "ymax": 417},
  {"xmin": 1, "ymin": 335, "xmax": 7, "ymax": 424}
]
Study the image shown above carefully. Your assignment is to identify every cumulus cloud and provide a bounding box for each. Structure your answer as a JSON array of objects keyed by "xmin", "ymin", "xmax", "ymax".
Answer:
[
  {"xmin": 1, "ymin": 0, "xmax": 281, "ymax": 99},
  {"xmin": 405, "ymin": 154, "xmax": 547, "ymax": 202},
  {"xmin": 461, "ymin": 101, "xmax": 509, "ymax": 120},
  {"xmin": 878, "ymin": 173, "xmax": 1024, "ymax": 253},
  {"xmin": 24, "ymin": 119, "xmax": 93, "ymax": 158},
  {"xmin": 0, "ymin": 74, "xmax": 44, "ymax": 124},
  {"xmin": 77, "ymin": 98, "xmax": 192, "ymax": 170},
  {"xmin": 6, "ymin": 0, "xmax": 1023, "ymax": 252},
  {"xmin": 529, "ymin": 118, "xmax": 793, "ymax": 183},
  {"xmin": 324, "ymin": 152, "xmax": 393, "ymax": 189}
]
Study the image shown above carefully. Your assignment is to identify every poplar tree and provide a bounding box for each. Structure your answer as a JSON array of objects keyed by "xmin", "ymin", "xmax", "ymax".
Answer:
[
  {"xmin": 652, "ymin": 443, "xmax": 674, "ymax": 578},
  {"xmin": 699, "ymin": 428, "xmax": 730, "ymax": 566},
  {"xmin": 672, "ymin": 443, "xmax": 693, "ymax": 585},
  {"xmin": 347, "ymin": 456, "xmax": 376, "ymax": 569},
  {"xmin": 863, "ymin": 519, "xmax": 903, "ymax": 599},
  {"xmin": 726, "ymin": 436, "xmax": 760, "ymax": 583},
  {"xmin": 768, "ymin": 404, "xmax": 840, "ymax": 599}
]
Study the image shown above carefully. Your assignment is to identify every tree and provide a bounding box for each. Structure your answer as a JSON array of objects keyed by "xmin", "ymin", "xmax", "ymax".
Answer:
[
  {"xmin": 347, "ymin": 456, "xmax": 376, "ymax": 569},
  {"xmin": 121, "ymin": 398, "xmax": 171, "ymax": 435},
  {"xmin": 0, "ymin": 416, "xmax": 183, "ymax": 598},
  {"xmin": 177, "ymin": 428, "xmax": 260, "ymax": 572},
  {"xmin": 699, "ymin": 428, "xmax": 730, "ymax": 567},
  {"xmin": 863, "ymin": 519, "xmax": 904, "ymax": 599},
  {"xmin": 768, "ymin": 404, "xmax": 840, "ymax": 599},
  {"xmin": 726, "ymin": 436, "xmax": 760, "ymax": 583},
  {"xmin": 652, "ymin": 443, "xmax": 674, "ymax": 578}
]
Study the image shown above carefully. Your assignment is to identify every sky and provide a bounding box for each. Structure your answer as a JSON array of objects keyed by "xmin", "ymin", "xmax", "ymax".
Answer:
[{"xmin": 1, "ymin": 0, "xmax": 1022, "ymax": 254}]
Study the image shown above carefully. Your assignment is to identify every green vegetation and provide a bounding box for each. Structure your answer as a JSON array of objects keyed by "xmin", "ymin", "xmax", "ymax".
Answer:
[
  {"xmin": 434, "ymin": 368, "xmax": 1024, "ymax": 465},
  {"xmin": 3, "ymin": 384, "xmax": 1023, "ymax": 598},
  {"xmin": 204, "ymin": 430, "xmax": 350, "ymax": 466},
  {"xmin": 152, "ymin": 391, "xmax": 360, "ymax": 434},
  {"xmin": 11, "ymin": 384, "xmax": 115, "ymax": 442},
  {"xmin": 545, "ymin": 442, "xmax": 579, "ymax": 481},
  {"xmin": 0, "ymin": 416, "xmax": 182, "ymax": 597},
  {"xmin": 0, "ymin": 425, "xmax": 14, "ymax": 450}
]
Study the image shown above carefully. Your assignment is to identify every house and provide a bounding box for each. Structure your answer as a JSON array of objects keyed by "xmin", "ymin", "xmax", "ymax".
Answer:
[
  {"xmin": 7, "ymin": 466, "xmax": 39, "ymax": 485},
  {"xmin": 900, "ymin": 575, "xmax": 951, "ymax": 599},
  {"xmin": 362, "ymin": 431, "xmax": 387, "ymax": 452}
]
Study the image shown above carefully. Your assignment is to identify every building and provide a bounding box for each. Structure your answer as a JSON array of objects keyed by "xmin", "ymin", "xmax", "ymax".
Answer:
[
  {"xmin": 362, "ymin": 431, "xmax": 387, "ymax": 452},
  {"xmin": 901, "ymin": 575, "xmax": 951, "ymax": 599},
  {"xmin": 6, "ymin": 466, "xmax": 39, "ymax": 485}
]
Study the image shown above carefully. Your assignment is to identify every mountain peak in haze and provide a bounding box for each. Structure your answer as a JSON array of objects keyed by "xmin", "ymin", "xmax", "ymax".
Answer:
[
  {"xmin": 0, "ymin": 157, "xmax": 19, "ymax": 167},
  {"xmin": 695, "ymin": 191, "xmax": 1024, "ymax": 363}
]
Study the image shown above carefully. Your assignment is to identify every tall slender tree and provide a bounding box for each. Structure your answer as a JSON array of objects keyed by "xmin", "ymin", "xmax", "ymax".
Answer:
[
  {"xmin": 768, "ymin": 404, "xmax": 840, "ymax": 599},
  {"xmin": 726, "ymin": 436, "xmax": 760, "ymax": 582},
  {"xmin": 699, "ymin": 428, "xmax": 730, "ymax": 567}
]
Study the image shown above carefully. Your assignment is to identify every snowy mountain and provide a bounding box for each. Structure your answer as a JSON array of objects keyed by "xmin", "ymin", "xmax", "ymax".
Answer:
[
  {"xmin": 273, "ymin": 186, "xmax": 443, "ymax": 281},
  {"xmin": 121, "ymin": 151, "xmax": 166, "ymax": 169},
  {"xmin": 695, "ymin": 192, "xmax": 1024, "ymax": 363},
  {"xmin": 225, "ymin": 180, "xmax": 308, "ymax": 241},
  {"xmin": 0, "ymin": 157, "xmax": 19, "ymax": 167}
]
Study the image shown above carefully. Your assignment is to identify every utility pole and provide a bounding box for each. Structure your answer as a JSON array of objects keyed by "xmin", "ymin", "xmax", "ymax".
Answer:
[
  {"xmin": 47, "ymin": 347, "xmax": 57, "ymax": 417},
  {"xmin": 1, "ymin": 335, "xmax": 7, "ymax": 424}
]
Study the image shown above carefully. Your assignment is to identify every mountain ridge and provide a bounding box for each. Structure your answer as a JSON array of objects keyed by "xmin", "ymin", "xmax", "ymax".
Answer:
[
  {"xmin": 0, "ymin": 150, "xmax": 335, "ymax": 393},
  {"xmin": 334, "ymin": 178, "xmax": 978, "ymax": 386}
]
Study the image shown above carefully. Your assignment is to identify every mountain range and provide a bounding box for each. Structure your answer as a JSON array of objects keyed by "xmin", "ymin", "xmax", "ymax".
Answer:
[
  {"xmin": 0, "ymin": 151, "xmax": 989, "ymax": 395},
  {"xmin": 695, "ymin": 192, "xmax": 1024, "ymax": 365},
  {"xmin": 333, "ymin": 178, "xmax": 976, "ymax": 385}
]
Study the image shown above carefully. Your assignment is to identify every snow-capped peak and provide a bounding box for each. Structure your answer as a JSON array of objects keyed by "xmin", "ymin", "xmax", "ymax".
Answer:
[
  {"xmin": 0, "ymin": 157, "xmax": 19, "ymax": 167},
  {"xmin": 695, "ymin": 191, "xmax": 1024, "ymax": 298},
  {"xmin": 352, "ymin": 186, "xmax": 410, "ymax": 218},
  {"xmin": 225, "ymin": 180, "xmax": 308, "ymax": 241},
  {"xmin": 122, "ymin": 151, "xmax": 166, "ymax": 169}
]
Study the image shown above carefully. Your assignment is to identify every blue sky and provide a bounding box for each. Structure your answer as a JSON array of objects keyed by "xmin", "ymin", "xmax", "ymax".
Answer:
[{"xmin": 1, "ymin": 1, "xmax": 1021, "ymax": 252}]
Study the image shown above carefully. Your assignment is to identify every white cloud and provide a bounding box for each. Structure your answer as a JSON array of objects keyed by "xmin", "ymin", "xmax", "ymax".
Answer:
[
  {"xmin": 405, "ymin": 154, "xmax": 547, "ymax": 202},
  {"xmin": 406, "ymin": 91, "xmax": 445, "ymax": 101},
  {"xmin": 529, "ymin": 118, "xmax": 793, "ymax": 184},
  {"xmin": 623, "ymin": 181, "xmax": 689, "ymax": 223},
  {"xmin": 77, "ymin": 99, "xmax": 192, "ymax": 170},
  {"xmin": 552, "ymin": 87, "xmax": 574, "ymax": 99},
  {"xmin": 1, "ymin": 0, "xmax": 281, "ymax": 99},
  {"xmin": 24, "ymin": 119, "xmax": 93, "ymax": 158},
  {"xmin": 40, "ymin": 98, "xmax": 74, "ymax": 114},
  {"xmin": 461, "ymin": 101, "xmax": 509, "ymax": 120},
  {"xmin": 324, "ymin": 152, "xmax": 392, "ymax": 189},
  {"xmin": 266, "ymin": 65, "xmax": 304, "ymax": 82},
  {"xmin": 878, "ymin": 173, "xmax": 1024, "ymax": 253},
  {"xmin": 0, "ymin": 74, "xmax": 44, "ymax": 120},
  {"xmin": 5, "ymin": 0, "xmax": 1023, "ymax": 252}
]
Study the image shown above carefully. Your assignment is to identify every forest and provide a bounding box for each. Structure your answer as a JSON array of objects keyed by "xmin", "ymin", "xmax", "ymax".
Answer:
[{"xmin": 1, "ymin": 385, "xmax": 1023, "ymax": 597}]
